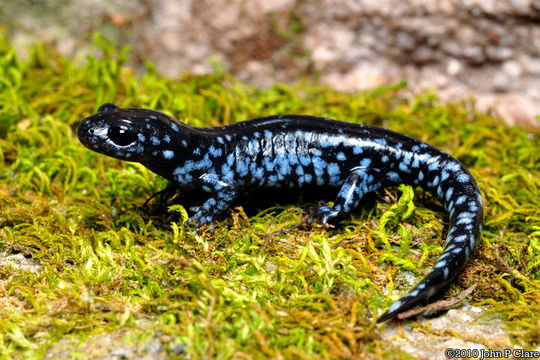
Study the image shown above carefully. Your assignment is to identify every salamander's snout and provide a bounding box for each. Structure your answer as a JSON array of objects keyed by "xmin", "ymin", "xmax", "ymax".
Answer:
[
  {"xmin": 78, "ymin": 103, "xmax": 122, "ymax": 147},
  {"xmin": 77, "ymin": 118, "xmax": 93, "ymax": 145},
  {"xmin": 77, "ymin": 117, "xmax": 109, "ymax": 148}
]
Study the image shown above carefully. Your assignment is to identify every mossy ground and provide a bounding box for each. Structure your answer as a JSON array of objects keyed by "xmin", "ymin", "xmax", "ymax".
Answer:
[{"xmin": 0, "ymin": 33, "xmax": 539, "ymax": 359}]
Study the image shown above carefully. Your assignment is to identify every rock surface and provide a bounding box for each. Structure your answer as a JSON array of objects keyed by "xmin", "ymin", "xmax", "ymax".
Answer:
[
  {"xmin": 2, "ymin": 0, "xmax": 539, "ymax": 126},
  {"xmin": 380, "ymin": 306, "xmax": 525, "ymax": 360}
]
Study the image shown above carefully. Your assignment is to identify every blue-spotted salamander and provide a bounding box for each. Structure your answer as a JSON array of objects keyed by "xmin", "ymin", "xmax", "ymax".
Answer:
[{"xmin": 78, "ymin": 103, "xmax": 483, "ymax": 322}]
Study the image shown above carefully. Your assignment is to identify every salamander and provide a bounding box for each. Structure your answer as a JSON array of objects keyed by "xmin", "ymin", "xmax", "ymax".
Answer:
[{"xmin": 78, "ymin": 103, "xmax": 483, "ymax": 322}]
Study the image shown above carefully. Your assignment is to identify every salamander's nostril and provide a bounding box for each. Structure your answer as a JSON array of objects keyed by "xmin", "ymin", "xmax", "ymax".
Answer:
[{"xmin": 89, "ymin": 128, "xmax": 94, "ymax": 135}]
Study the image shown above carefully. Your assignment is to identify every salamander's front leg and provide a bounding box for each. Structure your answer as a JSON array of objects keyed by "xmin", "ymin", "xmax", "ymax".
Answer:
[
  {"xmin": 309, "ymin": 167, "xmax": 383, "ymax": 224},
  {"xmin": 185, "ymin": 173, "xmax": 238, "ymax": 228}
]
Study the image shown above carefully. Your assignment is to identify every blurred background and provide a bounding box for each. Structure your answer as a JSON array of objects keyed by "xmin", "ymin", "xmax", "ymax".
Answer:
[{"xmin": 1, "ymin": 0, "xmax": 539, "ymax": 126}]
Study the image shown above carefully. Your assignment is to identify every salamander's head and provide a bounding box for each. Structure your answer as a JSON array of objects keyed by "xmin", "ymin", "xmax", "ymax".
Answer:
[{"xmin": 78, "ymin": 103, "xmax": 185, "ymax": 164}]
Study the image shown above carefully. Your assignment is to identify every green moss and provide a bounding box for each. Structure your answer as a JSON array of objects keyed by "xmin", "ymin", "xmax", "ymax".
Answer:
[{"xmin": 0, "ymin": 32, "xmax": 538, "ymax": 358}]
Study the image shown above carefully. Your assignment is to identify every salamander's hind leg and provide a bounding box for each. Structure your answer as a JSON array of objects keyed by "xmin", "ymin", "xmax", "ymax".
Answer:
[
  {"xmin": 185, "ymin": 173, "xmax": 238, "ymax": 228},
  {"xmin": 308, "ymin": 167, "xmax": 383, "ymax": 225}
]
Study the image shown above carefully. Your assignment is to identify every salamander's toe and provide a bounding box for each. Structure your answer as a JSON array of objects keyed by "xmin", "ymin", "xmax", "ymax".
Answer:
[{"xmin": 308, "ymin": 202, "xmax": 340, "ymax": 225}]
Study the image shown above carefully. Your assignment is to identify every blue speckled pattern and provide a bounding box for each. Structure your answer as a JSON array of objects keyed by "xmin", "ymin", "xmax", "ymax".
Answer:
[{"xmin": 78, "ymin": 103, "xmax": 484, "ymax": 322}]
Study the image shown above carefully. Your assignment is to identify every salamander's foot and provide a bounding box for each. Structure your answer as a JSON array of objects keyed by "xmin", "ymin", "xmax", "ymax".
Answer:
[
  {"xmin": 306, "ymin": 167, "xmax": 384, "ymax": 227},
  {"xmin": 184, "ymin": 209, "xmax": 216, "ymax": 231},
  {"xmin": 307, "ymin": 201, "xmax": 341, "ymax": 225}
]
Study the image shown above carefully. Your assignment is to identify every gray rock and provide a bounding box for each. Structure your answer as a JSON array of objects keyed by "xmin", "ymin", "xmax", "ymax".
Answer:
[{"xmin": 1, "ymin": 0, "xmax": 538, "ymax": 127}]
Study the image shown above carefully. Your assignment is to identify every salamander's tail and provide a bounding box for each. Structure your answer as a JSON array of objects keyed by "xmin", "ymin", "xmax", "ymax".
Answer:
[{"xmin": 378, "ymin": 157, "xmax": 483, "ymax": 322}]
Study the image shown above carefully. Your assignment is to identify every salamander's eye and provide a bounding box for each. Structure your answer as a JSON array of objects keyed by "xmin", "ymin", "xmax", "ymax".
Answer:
[{"xmin": 108, "ymin": 125, "xmax": 138, "ymax": 146}]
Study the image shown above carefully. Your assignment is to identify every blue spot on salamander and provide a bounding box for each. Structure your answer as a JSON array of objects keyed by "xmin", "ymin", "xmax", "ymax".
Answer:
[{"xmin": 163, "ymin": 150, "xmax": 174, "ymax": 159}]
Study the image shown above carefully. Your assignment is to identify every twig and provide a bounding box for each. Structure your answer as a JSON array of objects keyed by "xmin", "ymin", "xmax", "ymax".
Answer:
[{"xmin": 396, "ymin": 283, "xmax": 478, "ymax": 320}]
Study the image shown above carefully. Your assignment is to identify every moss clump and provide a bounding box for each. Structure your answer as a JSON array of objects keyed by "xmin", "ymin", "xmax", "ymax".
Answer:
[{"xmin": 0, "ymin": 32, "xmax": 538, "ymax": 358}]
